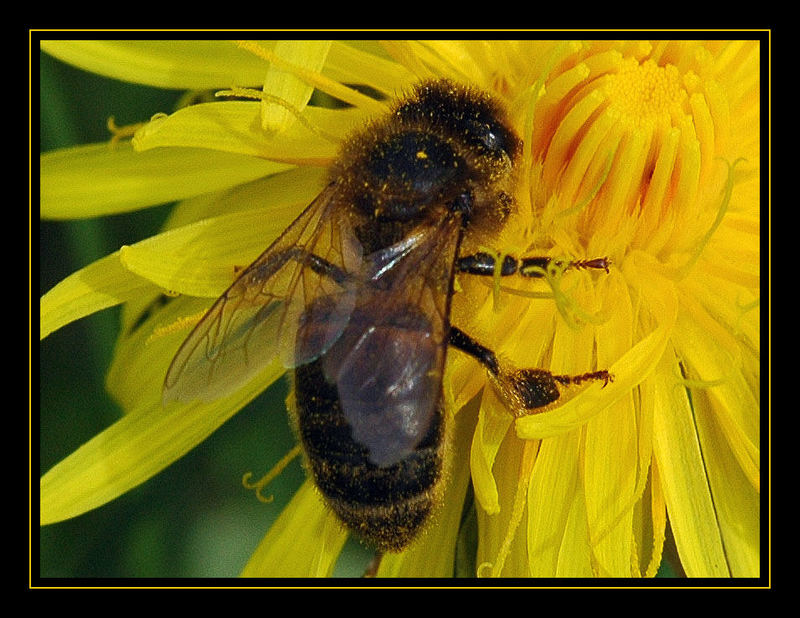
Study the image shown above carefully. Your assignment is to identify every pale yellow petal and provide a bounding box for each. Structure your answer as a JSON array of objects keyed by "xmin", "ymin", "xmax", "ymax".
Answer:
[
  {"xmin": 642, "ymin": 456, "xmax": 668, "ymax": 577},
  {"xmin": 41, "ymin": 142, "xmax": 288, "ymax": 219},
  {"xmin": 40, "ymin": 251, "xmax": 151, "ymax": 340},
  {"xmin": 131, "ymin": 101, "xmax": 358, "ymax": 163},
  {"xmin": 41, "ymin": 40, "xmax": 406, "ymax": 95},
  {"xmin": 118, "ymin": 205, "xmax": 301, "ymax": 299},
  {"xmin": 241, "ymin": 480, "xmax": 348, "ymax": 577},
  {"xmin": 469, "ymin": 390, "xmax": 512, "ymax": 515},
  {"xmin": 526, "ymin": 430, "xmax": 581, "ymax": 576},
  {"xmin": 40, "ymin": 40, "xmax": 272, "ymax": 89},
  {"xmin": 672, "ymin": 290, "xmax": 760, "ymax": 491},
  {"xmin": 514, "ymin": 317, "xmax": 670, "ymax": 440},
  {"xmin": 40, "ymin": 203, "xmax": 303, "ymax": 342},
  {"xmin": 525, "ymin": 281, "xmax": 594, "ymax": 576},
  {"xmin": 261, "ymin": 40, "xmax": 332, "ymax": 133},
  {"xmin": 40, "ymin": 361, "xmax": 283, "ymax": 525},
  {"xmin": 555, "ymin": 489, "xmax": 593, "ymax": 577},
  {"xmin": 652, "ymin": 350, "xmax": 729, "ymax": 577},
  {"xmin": 325, "ymin": 42, "xmax": 414, "ymax": 95},
  {"xmin": 160, "ymin": 166, "xmax": 327, "ymax": 231},
  {"xmin": 692, "ymin": 391, "xmax": 760, "ymax": 577},
  {"xmin": 669, "ymin": 277, "xmax": 759, "ymax": 577},
  {"xmin": 583, "ymin": 397, "xmax": 638, "ymax": 576},
  {"xmin": 582, "ymin": 269, "xmax": 638, "ymax": 576},
  {"xmin": 475, "ymin": 421, "xmax": 532, "ymax": 577},
  {"xmin": 630, "ymin": 374, "xmax": 658, "ymax": 575},
  {"xmin": 105, "ymin": 294, "xmax": 210, "ymax": 411}
]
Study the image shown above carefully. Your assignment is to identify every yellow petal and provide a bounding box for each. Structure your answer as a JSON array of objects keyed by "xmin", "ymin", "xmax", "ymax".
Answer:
[
  {"xmin": 40, "ymin": 40, "xmax": 272, "ymax": 89},
  {"xmin": 691, "ymin": 390, "xmax": 760, "ymax": 577},
  {"xmin": 641, "ymin": 455, "xmax": 668, "ymax": 577},
  {"xmin": 40, "ymin": 171, "xmax": 318, "ymax": 341},
  {"xmin": 582, "ymin": 269, "xmax": 638, "ymax": 576},
  {"xmin": 630, "ymin": 372, "xmax": 658, "ymax": 575},
  {"xmin": 105, "ymin": 294, "xmax": 210, "ymax": 411},
  {"xmin": 261, "ymin": 40, "xmax": 332, "ymax": 133},
  {"xmin": 40, "ymin": 251, "xmax": 150, "ymax": 340},
  {"xmin": 583, "ymin": 397, "xmax": 638, "ymax": 576},
  {"xmin": 515, "ymin": 262, "xmax": 678, "ymax": 439},
  {"xmin": 40, "ymin": 361, "xmax": 283, "ymax": 525},
  {"xmin": 41, "ymin": 142, "xmax": 288, "ymax": 219},
  {"xmin": 469, "ymin": 390, "xmax": 512, "ymax": 515},
  {"xmin": 652, "ymin": 350, "xmax": 730, "ymax": 577},
  {"xmin": 241, "ymin": 480, "xmax": 348, "ymax": 577},
  {"xmin": 526, "ymin": 430, "xmax": 581, "ymax": 576},
  {"xmin": 530, "ymin": 281, "xmax": 596, "ymax": 576},
  {"xmin": 475, "ymin": 424, "xmax": 534, "ymax": 577},
  {"xmin": 514, "ymin": 320, "xmax": 668, "ymax": 440},
  {"xmin": 161, "ymin": 166, "xmax": 327, "ymax": 231},
  {"xmin": 528, "ymin": 298, "xmax": 594, "ymax": 577},
  {"xmin": 324, "ymin": 41, "xmax": 414, "ymax": 95},
  {"xmin": 118, "ymin": 205, "xmax": 301, "ymax": 298},
  {"xmin": 131, "ymin": 101, "xmax": 355, "ymax": 163},
  {"xmin": 673, "ymin": 288, "xmax": 760, "ymax": 490},
  {"xmin": 556, "ymin": 489, "xmax": 593, "ymax": 577}
]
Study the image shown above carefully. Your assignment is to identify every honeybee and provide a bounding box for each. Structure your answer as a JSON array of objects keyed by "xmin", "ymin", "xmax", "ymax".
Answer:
[{"xmin": 163, "ymin": 79, "xmax": 611, "ymax": 553}]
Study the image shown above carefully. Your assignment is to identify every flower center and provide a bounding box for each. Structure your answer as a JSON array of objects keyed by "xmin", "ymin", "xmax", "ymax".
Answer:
[
  {"xmin": 602, "ymin": 59, "xmax": 687, "ymax": 128},
  {"xmin": 529, "ymin": 49, "xmax": 730, "ymax": 265}
]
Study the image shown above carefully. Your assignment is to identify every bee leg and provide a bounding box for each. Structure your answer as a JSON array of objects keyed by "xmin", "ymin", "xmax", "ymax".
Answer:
[
  {"xmin": 250, "ymin": 246, "xmax": 354, "ymax": 286},
  {"xmin": 448, "ymin": 326, "xmax": 612, "ymax": 414},
  {"xmin": 456, "ymin": 252, "xmax": 610, "ymax": 278},
  {"xmin": 303, "ymin": 251, "xmax": 353, "ymax": 285},
  {"xmin": 493, "ymin": 367, "xmax": 613, "ymax": 414},
  {"xmin": 448, "ymin": 326, "xmax": 501, "ymax": 375}
]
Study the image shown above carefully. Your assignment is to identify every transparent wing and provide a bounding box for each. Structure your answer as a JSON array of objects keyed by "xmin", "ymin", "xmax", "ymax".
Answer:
[
  {"xmin": 163, "ymin": 182, "xmax": 364, "ymax": 404},
  {"xmin": 320, "ymin": 212, "xmax": 464, "ymax": 466}
]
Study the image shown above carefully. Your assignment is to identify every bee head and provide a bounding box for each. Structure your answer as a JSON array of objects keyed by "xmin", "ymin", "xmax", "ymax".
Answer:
[{"xmin": 396, "ymin": 79, "xmax": 521, "ymax": 168}]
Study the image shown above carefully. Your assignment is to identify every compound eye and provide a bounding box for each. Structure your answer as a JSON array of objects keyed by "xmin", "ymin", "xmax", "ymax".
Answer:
[
  {"xmin": 480, "ymin": 127, "xmax": 500, "ymax": 150},
  {"xmin": 472, "ymin": 121, "xmax": 516, "ymax": 159}
]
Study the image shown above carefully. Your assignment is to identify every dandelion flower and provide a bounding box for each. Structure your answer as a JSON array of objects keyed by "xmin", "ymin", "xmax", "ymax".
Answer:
[{"xmin": 39, "ymin": 39, "xmax": 761, "ymax": 579}]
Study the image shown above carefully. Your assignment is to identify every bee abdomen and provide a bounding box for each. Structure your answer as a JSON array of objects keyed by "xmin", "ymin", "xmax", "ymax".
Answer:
[
  {"xmin": 292, "ymin": 361, "xmax": 444, "ymax": 552},
  {"xmin": 325, "ymin": 482, "xmax": 438, "ymax": 553}
]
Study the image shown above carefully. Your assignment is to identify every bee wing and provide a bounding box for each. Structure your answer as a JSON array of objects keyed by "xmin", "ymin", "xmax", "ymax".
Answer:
[
  {"xmin": 321, "ymin": 212, "xmax": 463, "ymax": 466},
  {"xmin": 163, "ymin": 182, "xmax": 363, "ymax": 404}
]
